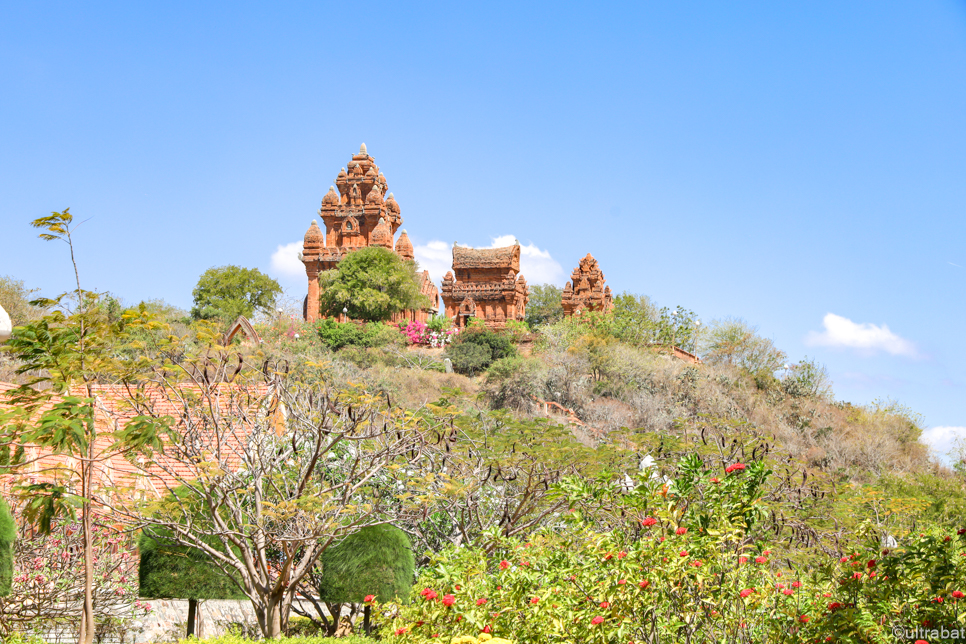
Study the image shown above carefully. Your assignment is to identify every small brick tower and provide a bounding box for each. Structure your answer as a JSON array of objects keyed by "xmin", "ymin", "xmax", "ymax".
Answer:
[
  {"xmin": 440, "ymin": 243, "xmax": 529, "ymax": 329},
  {"xmin": 561, "ymin": 253, "xmax": 613, "ymax": 317}
]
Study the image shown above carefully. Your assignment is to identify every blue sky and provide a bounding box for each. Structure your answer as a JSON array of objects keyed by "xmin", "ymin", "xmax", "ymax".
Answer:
[{"xmin": 1, "ymin": 2, "xmax": 964, "ymax": 459}]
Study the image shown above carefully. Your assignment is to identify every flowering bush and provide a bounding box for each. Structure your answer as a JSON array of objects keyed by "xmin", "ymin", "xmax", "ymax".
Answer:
[
  {"xmin": 0, "ymin": 520, "xmax": 150, "ymax": 638},
  {"xmin": 380, "ymin": 458, "xmax": 966, "ymax": 644},
  {"xmin": 398, "ymin": 320, "xmax": 459, "ymax": 348}
]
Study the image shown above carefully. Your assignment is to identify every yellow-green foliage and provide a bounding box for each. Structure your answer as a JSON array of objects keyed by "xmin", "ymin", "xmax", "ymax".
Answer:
[
  {"xmin": 317, "ymin": 524, "xmax": 415, "ymax": 603},
  {"xmin": 0, "ymin": 497, "xmax": 14, "ymax": 597}
]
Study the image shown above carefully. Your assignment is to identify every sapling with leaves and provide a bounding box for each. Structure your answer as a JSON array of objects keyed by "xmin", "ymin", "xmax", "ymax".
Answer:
[{"xmin": 0, "ymin": 210, "xmax": 166, "ymax": 644}]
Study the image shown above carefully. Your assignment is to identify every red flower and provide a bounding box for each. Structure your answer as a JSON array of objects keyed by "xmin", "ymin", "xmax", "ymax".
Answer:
[
  {"xmin": 600, "ymin": 601, "xmax": 609, "ymax": 608},
  {"xmin": 363, "ymin": 594, "xmax": 375, "ymax": 603},
  {"xmin": 455, "ymin": 584, "xmax": 461, "ymax": 590},
  {"xmin": 725, "ymin": 463, "xmax": 746, "ymax": 474},
  {"xmin": 690, "ymin": 560, "xmax": 703, "ymax": 567},
  {"xmin": 420, "ymin": 588, "xmax": 438, "ymax": 601},
  {"xmin": 738, "ymin": 556, "xmax": 748, "ymax": 564},
  {"xmin": 618, "ymin": 579, "xmax": 626, "ymax": 585},
  {"xmin": 915, "ymin": 640, "xmax": 929, "ymax": 644},
  {"xmin": 958, "ymin": 528, "xmax": 966, "ymax": 535},
  {"xmin": 604, "ymin": 553, "xmax": 613, "ymax": 561},
  {"xmin": 591, "ymin": 616, "xmax": 605, "ymax": 625},
  {"xmin": 679, "ymin": 551, "xmax": 688, "ymax": 557},
  {"xmin": 639, "ymin": 580, "xmax": 650, "ymax": 589},
  {"xmin": 828, "ymin": 602, "xmax": 842, "ymax": 611},
  {"xmin": 946, "ymin": 536, "xmax": 953, "ymax": 542},
  {"xmin": 867, "ymin": 560, "xmax": 876, "ymax": 568},
  {"xmin": 499, "ymin": 560, "xmax": 509, "ymax": 570},
  {"xmin": 675, "ymin": 527, "xmax": 688, "ymax": 535},
  {"xmin": 933, "ymin": 597, "xmax": 944, "ymax": 603},
  {"xmin": 395, "ymin": 628, "xmax": 407, "ymax": 636},
  {"xmin": 617, "ymin": 551, "xmax": 628, "ymax": 559},
  {"xmin": 782, "ymin": 589, "xmax": 794, "ymax": 596},
  {"xmin": 799, "ymin": 615, "xmax": 809, "ymax": 624},
  {"xmin": 641, "ymin": 517, "xmax": 657, "ymax": 527},
  {"xmin": 530, "ymin": 596, "xmax": 539, "ymax": 604},
  {"xmin": 839, "ymin": 556, "xmax": 849, "ymax": 563},
  {"xmin": 477, "ymin": 597, "xmax": 487, "ymax": 606},
  {"xmin": 442, "ymin": 594, "xmax": 456, "ymax": 607},
  {"xmin": 792, "ymin": 581, "xmax": 802, "ymax": 588},
  {"xmin": 482, "ymin": 626, "xmax": 491, "ymax": 634},
  {"xmin": 754, "ymin": 556, "xmax": 767, "ymax": 564},
  {"xmin": 740, "ymin": 588, "xmax": 754, "ymax": 598},
  {"xmin": 852, "ymin": 572, "xmax": 862, "ymax": 580},
  {"xmin": 953, "ymin": 591, "xmax": 965, "ymax": 599},
  {"xmin": 710, "ymin": 477, "xmax": 720, "ymax": 484}
]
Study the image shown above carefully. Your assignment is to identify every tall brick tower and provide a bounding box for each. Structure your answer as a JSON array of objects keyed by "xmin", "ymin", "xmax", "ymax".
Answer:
[{"xmin": 300, "ymin": 144, "xmax": 438, "ymax": 322}]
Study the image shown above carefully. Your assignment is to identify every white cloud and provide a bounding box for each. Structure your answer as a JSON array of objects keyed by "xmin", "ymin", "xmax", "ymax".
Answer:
[
  {"xmin": 920, "ymin": 426, "xmax": 966, "ymax": 465},
  {"xmin": 413, "ymin": 240, "xmax": 454, "ymax": 284},
  {"xmin": 415, "ymin": 235, "xmax": 565, "ymax": 286},
  {"xmin": 489, "ymin": 235, "xmax": 566, "ymax": 285},
  {"xmin": 805, "ymin": 313, "xmax": 918, "ymax": 357},
  {"xmin": 270, "ymin": 241, "xmax": 305, "ymax": 279}
]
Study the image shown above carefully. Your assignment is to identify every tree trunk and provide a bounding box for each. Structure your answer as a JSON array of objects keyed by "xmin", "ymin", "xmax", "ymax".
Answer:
[
  {"xmin": 186, "ymin": 598, "xmax": 198, "ymax": 637},
  {"xmin": 254, "ymin": 594, "xmax": 285, "ymax": 639},
  {"xmin": 78, "ymin": 467, "xmax": 96, "ymax": 644}
]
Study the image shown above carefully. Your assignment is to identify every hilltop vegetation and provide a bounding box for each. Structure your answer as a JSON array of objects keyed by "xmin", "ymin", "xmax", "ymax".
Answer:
[{"xmin": 1, "ymin": 220, "xmax": 964, "ymax": 642}]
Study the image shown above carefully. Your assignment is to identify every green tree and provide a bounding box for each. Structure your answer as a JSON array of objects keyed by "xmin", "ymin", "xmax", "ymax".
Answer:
[
  {"xmin": 139, "ymin": 530, "xmax": 245, "ymax": 637},
  {"xmin": 524, "ymin": 283, "xmax": 563, "ymax": 329},
  {"xmin": 191, "ymin": 265, "xmax": 282, "ymax": 323},
  {"xmin": 0, "ymin": 210, "xmax": 164, "ymax": 644},
  {"xmin": 700, "ymin": 317, "xmax": 787, "ymax": 377},
  {"xmin": 602, "ymin": 292, "xmax": 661, "ymax": 346},
  {"xmin": 317, "ymin": 247, "xmax": 429, "ymax": 322},
  {"xmin": 296, "ymin": 524, "xmax": 415, "ymax": 636}
]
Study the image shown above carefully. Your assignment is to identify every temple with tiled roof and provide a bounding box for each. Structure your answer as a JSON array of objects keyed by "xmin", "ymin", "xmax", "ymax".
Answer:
[
  {"xmin": 561, "ymin": 253, "xmax": 613, "ymax": 317},
  {"xmin": 440, "ymin": 243, "xmax": 529, "ymax": 329},
  {"xmin": 301, "ymin": 144, "xmax": 439, "ymax": 323}
]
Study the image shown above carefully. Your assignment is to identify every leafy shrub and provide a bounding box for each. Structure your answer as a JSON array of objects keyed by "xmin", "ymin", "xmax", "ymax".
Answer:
[
  {"xmin": 701, "ymin": 317, "xmax": 786, "ymax": 378},
  {"xmin": 446, "ymin": 342, "xmax": 491, "ymax": 376},
  {"xmin": 449, "ymin": 329, "xmax": 516, "ymax": 365},
  {"xmin": 382, "ymin": 460, "xmax": 966, "ymax": 644},
  {"xmin": 315, "ymin": 319, "xmax": 401, "ymax": 350},
  {"xmin": 781, "ymin": 357, "xmax": 831, "ymax": 399}
]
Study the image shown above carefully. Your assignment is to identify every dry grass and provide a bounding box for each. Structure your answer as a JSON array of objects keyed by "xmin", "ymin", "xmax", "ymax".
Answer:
[{"xmin": 481, "ymin": 333, "xmax": 935, "ymax": 482}]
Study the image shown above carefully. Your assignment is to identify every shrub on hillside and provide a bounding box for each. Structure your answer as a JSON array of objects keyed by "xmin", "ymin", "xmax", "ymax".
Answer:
[
  {"xmin": 483, "ymin": 356, "xmax": 542, "ymax": 411},
  {"xmin": 447, "ymin": 342, "xmax": 491, "ymax": 376},
  {"xmin": 445, "ymin": 329, "xmax": 516, "ymax": 375},
  {"xmin": 315, "ymin": 319, "xmax": 401, "ymax": 350},
  {"xmin": 458, "ymin": 329, "xmax": 517, "ymax": 361}
]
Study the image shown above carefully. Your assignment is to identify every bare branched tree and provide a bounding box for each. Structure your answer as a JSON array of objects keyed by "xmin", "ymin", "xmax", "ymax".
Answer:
[{"xmin": 105, "ymin": 355, "xmax": 442, "ymax": 638}]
